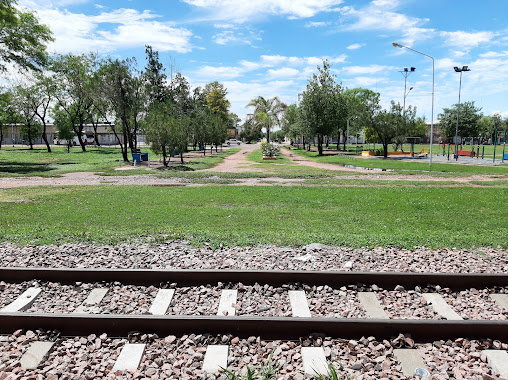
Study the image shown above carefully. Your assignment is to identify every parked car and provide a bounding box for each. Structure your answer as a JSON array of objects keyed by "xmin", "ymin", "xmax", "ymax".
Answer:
[{"xmin": 226, "ymin": 139, "xmax": 241, "ymax": 145}]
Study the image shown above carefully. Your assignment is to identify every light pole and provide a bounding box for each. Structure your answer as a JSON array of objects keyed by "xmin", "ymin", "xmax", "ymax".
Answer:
[
  {"xmin": 399, "ymin": 67, "xmax": 415, "ymax": 112},
  {"xmin": 453, "ymin": 66, "xmax": 470, "ymax": 160},
  {"xmin": 393, "ymin": 42, "xmax": 435, "ymax": 167}
]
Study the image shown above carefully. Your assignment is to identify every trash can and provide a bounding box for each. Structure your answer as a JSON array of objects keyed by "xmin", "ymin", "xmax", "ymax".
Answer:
[
  {"xmin": 141, "ymin": 152, "xmax": 148, "ymax": 161},
  {"xmin": 132, "ymin": 153, "xmax": 141, "ymax": 162}
]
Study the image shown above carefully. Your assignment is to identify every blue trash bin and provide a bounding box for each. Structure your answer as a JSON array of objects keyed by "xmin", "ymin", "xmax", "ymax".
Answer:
[
  {"xmin": 503, "ymin": 153, "xmax": 508, "ymax": 160},
  {"xmin": 132, "ymin": 153, "xmax": 141, "ymax": 162},
  {"xmin": 141, "ymin": 152, "xmax": 148, "ymax": 161}
]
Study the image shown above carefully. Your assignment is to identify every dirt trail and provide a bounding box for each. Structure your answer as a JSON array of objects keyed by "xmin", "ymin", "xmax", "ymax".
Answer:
[
  {"xmin": 200, "ymin": 144, "xmax": 263, "ymax": 173},
  {"xmin": 280, "ymin": 147, "xmax": 367, "ymax": 172}
]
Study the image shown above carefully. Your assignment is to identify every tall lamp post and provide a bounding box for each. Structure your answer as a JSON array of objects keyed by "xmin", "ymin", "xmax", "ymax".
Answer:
[
  {"xmin": 392, "ymin": 42, "xmax": 435, "ymax": 167},
  {"xmin": 453, "ymin": 66, "xmax": 470, "ymax": 160},
  {"xmin": 399, "ymin": 67, "xmax": 415, "ymax": 112}
]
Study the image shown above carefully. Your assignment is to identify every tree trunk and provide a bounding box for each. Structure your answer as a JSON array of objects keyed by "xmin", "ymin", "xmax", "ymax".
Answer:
[
  {"xmin": 342, "ymin": 131, "xmax": 346, "ymax": 152},
  {"xmin": 180, "ymin": 153, "xmax": 184, "ymax": 163},
  {"xmin": 317, "ymin": 135, "xmax": 323, "ymax": 155},
  {"xmin": 91, "ymin": 120, "xmax": 101, "ymax": 147},
  {"xmin": 0, "ymin": 125, "xmax": 3, "ymax": 149},
  {"xmin": 41, "ymin": 122, "xmax": 51, "ymax": 153},
  {"xmin": 383, "ymin": 142, "xmax": 388, "ymax": 158},
  {"xmin": 75, "ymin": 124, "xmax": 86, "ymax": 152},
  {"xmin": 302, "ymin": 137, "xmax": 306, "ymax": 151}
]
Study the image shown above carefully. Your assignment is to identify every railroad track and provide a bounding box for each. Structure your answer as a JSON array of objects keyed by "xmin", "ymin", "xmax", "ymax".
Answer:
[{"xmin": 1, "ymin": 268, "xmax": 508, "ymax": 377}]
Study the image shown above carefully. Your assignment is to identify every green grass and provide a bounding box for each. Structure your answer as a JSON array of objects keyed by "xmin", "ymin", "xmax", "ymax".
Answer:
[
  {"xmin": 289, "ymin": 147, "xmax": 508, "ymax": 176},
  {"xmin": 0, "ymin": 146, "xmax": 125, "ymax": 177},
  {"xmin": 0, "ymin": 146, "xmax": 240, "ymax": 177},
  {"xmin": 1, "ymin": 185, "xmax": 506, "ymax": 249}
]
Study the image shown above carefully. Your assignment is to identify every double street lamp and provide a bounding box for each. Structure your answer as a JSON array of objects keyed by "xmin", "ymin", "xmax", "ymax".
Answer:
[
  {"xmin": 453, "ymin": 65, "xmax": 471, "ymax": 160},
  {"xmin": 399, "ymin": 67, "xmax": 415, "ymax": 112},
  {"xmin": 392, "ymin": 42, "xmax": 435, "ymax": 167}
]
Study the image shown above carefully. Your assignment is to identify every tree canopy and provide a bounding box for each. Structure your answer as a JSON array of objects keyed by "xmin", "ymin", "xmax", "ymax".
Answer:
[{"xmin": 0, "ymin": 0, "xmax": 53, "ymax": 72}]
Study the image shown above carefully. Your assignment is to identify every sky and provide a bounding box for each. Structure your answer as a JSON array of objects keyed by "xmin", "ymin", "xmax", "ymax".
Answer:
[{"xmin": 16, "ymin": 0, "xmax": 508, "ymax": 123}]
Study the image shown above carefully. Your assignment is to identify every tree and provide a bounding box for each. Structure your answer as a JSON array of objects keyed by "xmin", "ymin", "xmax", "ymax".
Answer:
[
  {"xmin": 245, "ymin": 95, "xmax": 286, "ymax": 143},
  {"xmin": 239, "ymin": 116, "xmax": 262, "ymax": 143},
  {"xmin": 144, "ymin": 45, "xmax": 169, "ymax": 105},
  {"xmin": 365, "ymin": 101, "xmax": 421, "ymax": 158},
  {"xmin": 0, "ymin": 89, "xmax": 19, "ymax": 149},
  {"xmin": 299, "ymin": 60, "xmax": 343, "ymax": 155},
  {"xmin": 12, "ymin": 84, "xmax": 42, "ymax": 150},
  {"xmin": 52, "ymin": 106, "xmax": 74, "ymax": 152},
  {"xmin": 144, "ymin": 102, "xmax": 189, "ymax": 165},
  {"xmin": 98, "ymin": 57, "xmax": 144, "ymax": 161},
  {"xmin": 51, "ymin": 53, "xmax": 95, "ymax": 152},
  {"xmin": 0, "ymin": 0, "xmax": 53, "ymax": 72},
  {"xmin": 29, "ymin": 73, "xmax": 57, "ymax": 152},
  {"xmin": 478, "ymin": 113, "xmax": 503, "ymax": 143},
  {"xmin": 204, "ymin": 81, "xmax": 231, "ymax": 124},
  {"xmin": 438, "ymin": 101, "xmax": 483, "ymax": 142}
]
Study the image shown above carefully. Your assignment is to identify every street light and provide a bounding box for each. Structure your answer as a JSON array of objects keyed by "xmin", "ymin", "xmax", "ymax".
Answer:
[
  {"xmin": 453, "ymin": 65, "xmax": 471, "ymax": 160},
  {"xmin": 393, "ymin": 42, "xmax": 435, "ymax": 167},
  {"xmin": 399, "ymin": 67, "xmax": 415, "ymax": 112}
]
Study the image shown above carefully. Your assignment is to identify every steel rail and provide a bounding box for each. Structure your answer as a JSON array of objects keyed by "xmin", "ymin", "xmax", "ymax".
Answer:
[
  {"xmin": 1, "ymin": 268, "xmax": 508, "ymax": 289},
  {"xmin": 1, "ymin": 313, "xmax": 508, "ymax": 342}
]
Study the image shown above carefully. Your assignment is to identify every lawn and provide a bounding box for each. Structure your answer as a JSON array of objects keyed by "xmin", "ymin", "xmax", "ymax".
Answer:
[
  {"xmin": 289, "ymin": 147, "xmax": 508, "ymax": 176},
  {"xmin": 0, "ymin": 185, "xmax": 506, "ymax": 249},
  {"xmin": 0, "ymin": 146, "xmax": 240, "ymax": 177}
]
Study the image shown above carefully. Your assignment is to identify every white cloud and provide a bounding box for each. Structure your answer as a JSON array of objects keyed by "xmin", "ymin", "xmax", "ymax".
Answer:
[
  {"xmin": 338, "ymin": 2, "xmax": 433, "ymax": 46},
  {"xmin": 18, "ymin": 4, "xmax": 193, "ymax": 54},
  {"xmin": 305, "ymin": 21, "xmax": 331, "ymax": 28},
  {"xmin": 440, "ymin": 31, "xmax": 496, "ymax": 51},
  {"xmin": 193, "ymin": 65, "xmax": 245, "ymax": 80},
  {"xmin": 346, "ymin": 43, "xmax": 364, "ymax": 50},
  {"xmin": 341, "ymin": 64, "xmax": 394, "ymax": 75},
  {"xmin": 182, "ymin": 0, "xmax": 344, "ymax": 22},
  {"xmin": 480, "ymin": 51, "xmax": 508, "ymax": 58},
  {"xmin": 266, "ymin": 67, "xmax": 300, "ymax": 79},
  {"xmin": 212, "ymin": 28, "xmax": 261, "ymax": 46}
]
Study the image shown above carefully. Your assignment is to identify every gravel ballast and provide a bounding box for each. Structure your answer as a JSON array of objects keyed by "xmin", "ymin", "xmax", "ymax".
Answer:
[
  {"xmin": 1, "ymin": 331, "xmax": 507, "ymax": 379},
  {"xmin": 0, "ymin": 242, "xmax": 506, "ymax": 273}
]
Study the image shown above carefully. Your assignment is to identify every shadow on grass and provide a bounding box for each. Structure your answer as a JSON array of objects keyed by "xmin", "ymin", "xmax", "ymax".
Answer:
[
  {"xmin": 156, "ymin": 165, "xmax": 194, "ymax": 172},
  {"xmin": 0, "ymin": 162, "xmax": 53, "ymax": 174}
]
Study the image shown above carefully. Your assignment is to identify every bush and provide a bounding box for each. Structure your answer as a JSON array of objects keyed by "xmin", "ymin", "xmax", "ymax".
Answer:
[{"xmin": 261, "ymin": 142, "xmax": 280, "ymax": 157}]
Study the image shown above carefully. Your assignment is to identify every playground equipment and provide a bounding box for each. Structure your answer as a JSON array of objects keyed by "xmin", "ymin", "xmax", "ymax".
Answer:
[{"xmin": 493, "ymin": 130, "xmax": 507, "ymax": 163}]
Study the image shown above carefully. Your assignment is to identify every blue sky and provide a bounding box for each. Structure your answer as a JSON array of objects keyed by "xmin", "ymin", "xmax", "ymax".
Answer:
[{"xmin": 18, "ymin": 0, "xmax": 508, "ymax": 122}]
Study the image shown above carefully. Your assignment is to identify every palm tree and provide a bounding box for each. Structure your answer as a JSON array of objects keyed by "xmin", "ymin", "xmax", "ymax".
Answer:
[{"xmin": 245, "ymin": 96, "xmax": 286, "ymax": 143}]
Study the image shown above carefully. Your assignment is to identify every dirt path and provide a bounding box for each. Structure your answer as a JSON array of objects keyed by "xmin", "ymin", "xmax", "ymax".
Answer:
[
  {"xmin": 280, "ymin": 147, "xmax": 368, "ymax": 172},
  {"xmin": 201, "ymin": 144, "xmax": 263, "ymax": 173}
]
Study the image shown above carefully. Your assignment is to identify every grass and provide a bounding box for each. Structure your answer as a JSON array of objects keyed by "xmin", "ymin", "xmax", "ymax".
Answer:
[
  {"xmin": 0, "ymin": 146, "xmax": 240, "ymax": 177},
  {"xmin": 0, "ymin": 185, "xmax": 506, "ymax": 249},
  {"xmin": 0, "ymin": 146, "xmax": 125, "ymax": 177},
  {"xmin": 288, "ymin": 147, "xmax": 508, "ymax": 176}
]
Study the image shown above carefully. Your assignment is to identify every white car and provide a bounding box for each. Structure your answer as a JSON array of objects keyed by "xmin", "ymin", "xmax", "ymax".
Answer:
[{"xmin": 226, "ymin": 139, "xmax": 241, "ymax": 145}]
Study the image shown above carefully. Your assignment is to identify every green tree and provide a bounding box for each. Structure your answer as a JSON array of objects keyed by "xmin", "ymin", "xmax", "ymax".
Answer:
[
  {"xmin": 12, "ymin": 84, "xmax": 42, "ymax": 150},
  {"xmin": 51, "ymin": 53, "xmax": 95, "ymax": 152},
  {"xmin": 0, "ymin": 89, "xmax": 19, "ymax": 148},
  {"xmin": 299, "ymin": 60, "xmax": 343, "ymax": 155},
  {"xmin": 52, "ymin": 106, "xmax": 74, "ymax": 152},
  {"xmin": 29, "ymin": 74, "xmax": 57, "ymax": 152},
  {"xmin": 438, "ymin": 101, "xmax": 483, "ymax": 142},
  {"xmin": 204, "ymin": 81, "xmax": 231, "ymax": 124},
  {"xmin": 365, "ymin": 101, "xmax": 420, "ymax": 158},
  {"xmin": 144, "ymin": 102, "xmax": 189, "ymax": 165},
  {"xmin": 245, "ymin": 95, "xmax": 286, "ymax": 143},
  {"xmin": 240, "ymin": 115, "xmax": 262, "ymax": 144},
  {"xmin": 0, "ymin": 0, "xmax": 53, "ymax": 72},
  {"xmin": 144, "ymin": 45, "xmax": 169, "ymax": 105},
  {"xmin": 98, "ymin": 57, "xmax": 143, "ymax": 161}
]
